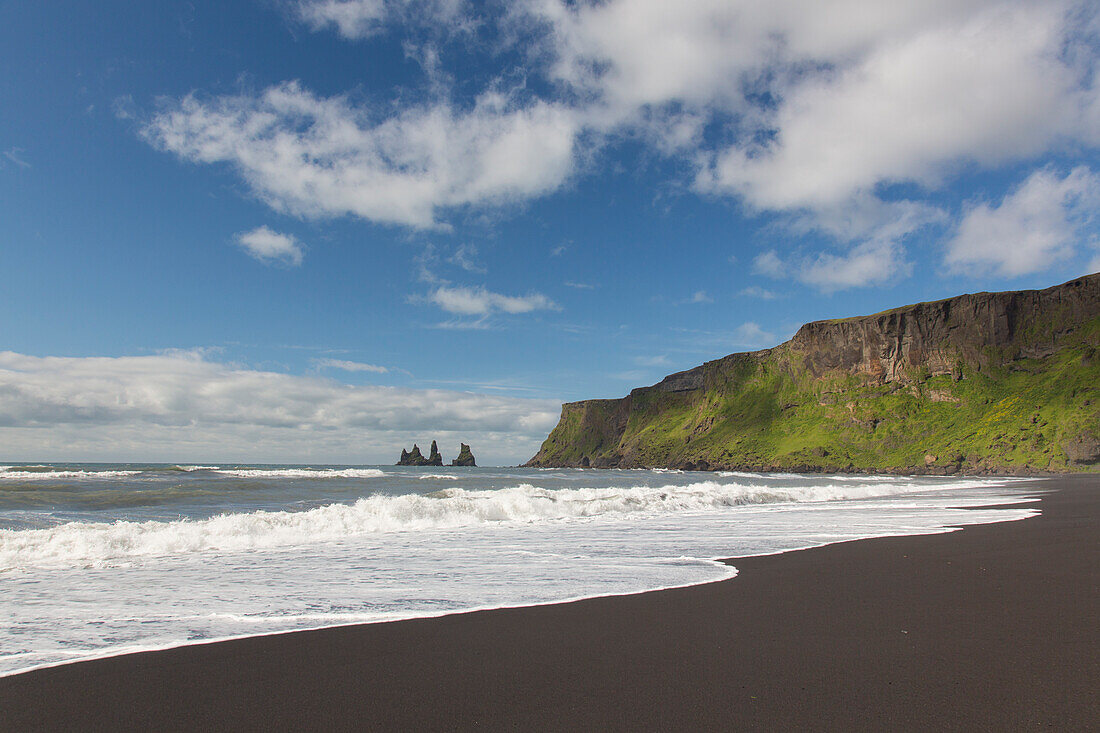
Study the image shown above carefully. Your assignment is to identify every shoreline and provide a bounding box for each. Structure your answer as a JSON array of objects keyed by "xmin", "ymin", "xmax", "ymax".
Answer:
[
  {"xmin": 3, "ymin": 475, "xmax": 1096, "ymax": 730},
  {"xmin": 0, "ymin": 477, "xmax": 1035, "ymax": 682}
]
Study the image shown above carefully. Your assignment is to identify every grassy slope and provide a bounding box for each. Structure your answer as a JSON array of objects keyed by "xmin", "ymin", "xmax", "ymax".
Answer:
[{"xmin": 534, "ymin": 316, "xmax": 1100, "ymax": 473}]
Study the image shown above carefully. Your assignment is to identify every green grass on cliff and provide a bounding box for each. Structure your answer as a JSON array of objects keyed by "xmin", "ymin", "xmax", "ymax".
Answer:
[{"xmin": 533, "ymin": 317, "xmax": 1100, "ymax": 473}]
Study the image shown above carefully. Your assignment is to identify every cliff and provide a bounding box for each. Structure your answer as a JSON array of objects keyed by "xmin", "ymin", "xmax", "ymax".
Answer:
[{"xmin": 526, "ymin": 274, "xmax": 1100, "ymax": 474}]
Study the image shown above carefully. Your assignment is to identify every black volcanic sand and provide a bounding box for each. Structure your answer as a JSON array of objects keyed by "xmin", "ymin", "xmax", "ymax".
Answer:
[{"xmin": 3, "ymin": 476, "xmax": 1097, "ymax": 731}]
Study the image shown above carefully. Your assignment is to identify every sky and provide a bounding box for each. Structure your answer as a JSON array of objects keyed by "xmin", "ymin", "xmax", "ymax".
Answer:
[{"xmin": 1, "ymin": 0, "xmax": 1099, "ymax": 464}]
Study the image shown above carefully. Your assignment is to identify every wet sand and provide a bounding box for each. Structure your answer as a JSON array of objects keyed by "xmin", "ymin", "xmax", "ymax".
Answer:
[{"xmin": 2, "ymin": 475, "xmax": 1096, "ymax": 731}]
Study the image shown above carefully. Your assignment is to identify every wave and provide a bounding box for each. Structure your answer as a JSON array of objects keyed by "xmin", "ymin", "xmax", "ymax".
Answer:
[
  {"xmin": 0, "ymin": 479, "xmax": 988, "ymax": 570},
  {"xmin": 418, "ymin": 474, "xmax": 459, "ymax": 480},
  {"xmin": 0, "ymin": 468, "xmax": 142, "ymax": 480},
  {"xmin": 209, "ymin": 468, "xmax": 385, "ymax": 479}
]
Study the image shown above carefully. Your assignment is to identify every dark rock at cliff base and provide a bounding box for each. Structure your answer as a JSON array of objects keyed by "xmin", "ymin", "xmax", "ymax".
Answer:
[
  {"xmin": 1062, "ymin": 432, "xmax": 1100, "ymax": 464},
  {"xmin": 526, "ymin": 273, "xmax": 1100, "ymax": 474},
  {"xmin": 397, "ymin": 442, "xmax": 444, "ymax": 466},
  {"xmin": 450, "ymin": 443, "xmax": 476, "ymax": 466}
]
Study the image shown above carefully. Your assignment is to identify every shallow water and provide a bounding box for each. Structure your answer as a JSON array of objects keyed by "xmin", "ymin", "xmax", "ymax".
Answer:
[{"xmin": 0, "ymin": 463, "xmax": 1039, "ymax": 677}]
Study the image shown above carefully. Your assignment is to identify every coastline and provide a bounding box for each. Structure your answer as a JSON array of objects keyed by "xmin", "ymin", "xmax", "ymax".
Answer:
[{"xmin": 2, "ymin": 475, "xmax": 1096, "ymax": 731}]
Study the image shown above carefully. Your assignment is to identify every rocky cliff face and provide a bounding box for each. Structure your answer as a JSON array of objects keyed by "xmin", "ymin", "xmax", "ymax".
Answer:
[{"xmin": 527, "ymin": 274, "xmax": 1100, "ymax": 474}]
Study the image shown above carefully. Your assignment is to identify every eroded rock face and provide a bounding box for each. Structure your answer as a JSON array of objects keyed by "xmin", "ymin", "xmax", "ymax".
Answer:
[
  {"xmin": 427, "ymin": 440, "xmax": 443, "ymax": 466},
  {"xmin": 397, "ymin": 442, "xmax": 443, "ymax": 466},
  {"xmin": 789, "ymin": 274, "xmax": 1100, "ymax": 383},
  {"xmin": 525, "ymin": 274, "xmax": 1100, "ymax": 473},
  {"xmin": 451, "ymin": 443, "xmax": 476, "ymax": 466},
  {"xmin": 1062, "ymin": 433, "xmax": 1100, "ymax": 464}
]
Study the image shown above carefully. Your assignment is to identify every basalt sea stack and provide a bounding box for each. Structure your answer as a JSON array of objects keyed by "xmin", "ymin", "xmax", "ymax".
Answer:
[
  {"xmin": 451, "ymin": 443, "xmax": 476, "ymax": 467},
  {"xmin": 397, "ymin": 441, "xmax": 444, "ymax": 466},
  {"xmin": 527, "ymin": 274, "xmax": 1100, "ymax": 474}
]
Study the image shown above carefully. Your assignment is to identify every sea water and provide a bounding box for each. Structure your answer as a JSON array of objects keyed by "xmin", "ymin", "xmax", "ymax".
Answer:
[{"xmin": 0, "ymin": 463, "xmax": 1039, "ymax": 677}]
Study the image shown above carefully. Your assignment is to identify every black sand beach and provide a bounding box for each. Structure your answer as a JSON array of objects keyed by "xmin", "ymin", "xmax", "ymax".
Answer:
[{"xmin": 3, "ymin": 475, "xmax": 1096, "ymax": 731}]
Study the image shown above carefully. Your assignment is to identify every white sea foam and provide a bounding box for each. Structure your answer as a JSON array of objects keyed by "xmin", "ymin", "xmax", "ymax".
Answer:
[
  {"xmin": 0, "ymin": 479, "xmax": 984, "ymax": 570},
  {"xmin": 0, "ymin": 467, "xmax": 1040, "ymax": 679},
  {"xmin": 0, "ymin": 468, "xmax": 142, "ymax": 480},
  {"xmin": 418, "ymin": 474, "xmax": 459, "ymax": 480},
  {"xmin": 211, "ymin": 468, "xmax": 385, "ymax": 479},
  {"xmin": 173, "ymin": 465, "xmax": 220, "ymax": 471}
]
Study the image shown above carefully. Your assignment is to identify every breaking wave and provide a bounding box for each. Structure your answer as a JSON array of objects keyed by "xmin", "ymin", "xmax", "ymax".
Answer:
[
  {"xmin": 210, "ymin": 468, "xmax": 386, "ymax": 479},
  {"xmin": 0, "ymin": 479, "xmax": 979, "ymax": 570},
  {"xmin": 0, "ymin": 467, "xmax": 142, "ymax": 480}
]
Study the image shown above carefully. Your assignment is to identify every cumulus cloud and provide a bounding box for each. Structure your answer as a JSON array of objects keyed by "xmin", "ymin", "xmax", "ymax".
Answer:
[
  {"xmin": 695, "ymin": 3, "xmax": 1090, "ymax": 210},
  {"xmin": 753, "ymin": 239, "xmax": 911, "ymax": 293},
  {"xmin": 236, "ymin": 226, "xmax": 304, "ymax": 266},
  {"xmin": 526, "ymin": 0, "xmax": 1099, "ymax": 287},
  {"xmin": 527, "ymin": 0, "xmax": 1097, "ymax": 206},
  {"xmin": 0, "ymin": 351, "xmax": 559, "ymax": 464},
  {"xmin": 143, "ymin": 82, "xmax": 579, "ymax": 229},
  {"xmin": 796, "ymin": 240, "xmax": 912, "ymax": 293},
  {"xmin": 945, "ymin": 166, "xmax": 1100, "ymax": 277},
  {"xmin": 139, "ymin": 0, "xmax": 1100, "ymax": 290},
  {"xmin": 427, "ymin": 285, "xmax": 558, "ymax": 316},
  {"xmin": 732, "ymin": 322, "xmax": 776, "ymax": 349},
  {"xmin": 752, "ymin": 251, "xmax": 785, "ymax": 278}
]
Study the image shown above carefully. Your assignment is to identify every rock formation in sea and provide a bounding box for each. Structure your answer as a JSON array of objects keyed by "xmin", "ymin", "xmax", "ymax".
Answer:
[
  {"xmin": 526, "ymin": 274, "xmax": 1100, "ymax": 474},
  {"xmin": 451, "ymin": 443, "xmax": 476, "ymax": 466},
  {"xmin": 397, "ymin": 441, "xmax": 444, "ymax": 466}
]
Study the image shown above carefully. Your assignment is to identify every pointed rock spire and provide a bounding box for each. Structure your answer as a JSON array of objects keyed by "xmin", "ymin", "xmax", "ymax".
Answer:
[{"xmin": 451, "ymin": 443, "xmax": 476, "ymax": 466}]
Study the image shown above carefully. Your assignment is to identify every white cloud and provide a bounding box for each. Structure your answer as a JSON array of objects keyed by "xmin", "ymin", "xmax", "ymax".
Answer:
[
  {"xmin": 427, "ymin": 285, "xmax": 558, "ymax": 316},
  {"xmin": 563, "ymin": 281, "xmax": 594, "ymax": 289},
  {"xmin": 139, "ymin": 0, "xmax": 1100, "ymax": 292},
  {"xmin": 738, "ymin": 286, "xmax": 778, "ymax": 300},
  {"xmin": 732, "ymin": 322, "xmax": 776, "ymax": 348},
  {"xmin": 945, "ymin": 166, "xmax": 1100, "ymax": 277},
  {"xmin": 688, "ymin": 290, "xmax": 712, "ymax": 304},
  {"xmin": 797, "ymin": 240, "xmax": 912, "ymax": 293},
  {"xmin": 448, "ymin": 244, "xmax": 486, "ymax": 274},
  {"xmin": 314, "ymin": 358, "xmax": 389, "ymax": 373},
  {"xmin": 298, "ymin": 0, "xmax": 468, "ymax": 39},
  {"xmin": 2, "ymin": 147, "xmax": 30, "ymax": 169},
  {"xmin": 298, "ymin": 0, "xmax": 386, "ymax": 37},
  {"xmin": 236, "ymin": 226, "xmax": 304, "ymax": 266},
  {"xmin": 0, "ymin": 351, "xmax": 559, "ymax": 464},
  {"xmin": 697, "ymin": 4, "xmax": 1091, "ymax": 210},
  {"xmin": 752, "ymin": 251, "xmax": 785, "ymax": 278},
  {"xmin": 144, "ymin": 82, "xmax": 579, "ymax": 229},
  {"xmin": 526, "ymin": 0, "xmax": 1097, "ymax": 207},
  {"xmin": 524, "ymin": 0, "xmax": 1099, "ymax": 287},
  {"xmin": 633, "ymin": 354, "xmax": 670, "ymax": 367},
  {"xmin": 753, "ymin": 239, "xmax": 911, "ymax": 293}
]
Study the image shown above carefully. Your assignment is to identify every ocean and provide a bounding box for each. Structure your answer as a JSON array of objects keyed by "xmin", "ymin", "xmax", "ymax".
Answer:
[{"xmin": 0, "ymin": 463, "xmax": 1038, "ymax": 677}]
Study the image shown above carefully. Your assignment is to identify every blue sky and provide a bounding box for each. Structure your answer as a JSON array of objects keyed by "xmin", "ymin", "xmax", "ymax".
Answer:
[{"xmin": 1, "ymin": 0, "xmax": 1099, "ymax": 464}]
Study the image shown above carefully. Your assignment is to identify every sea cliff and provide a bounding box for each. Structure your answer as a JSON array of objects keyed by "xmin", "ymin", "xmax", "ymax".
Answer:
[{"xmin": 526, "ymin": 274, "xmax": 1100, "ymax": 474}]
